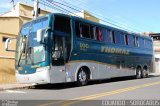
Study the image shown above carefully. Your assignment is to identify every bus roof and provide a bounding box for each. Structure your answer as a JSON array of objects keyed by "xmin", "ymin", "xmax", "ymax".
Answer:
[
  {"xmin": 52, "ymin": 13, "xmax": 151, "ymax": 40},
  {"xmin": 22, "ymin": 13, "xmax": 152, "ymax": 40}
]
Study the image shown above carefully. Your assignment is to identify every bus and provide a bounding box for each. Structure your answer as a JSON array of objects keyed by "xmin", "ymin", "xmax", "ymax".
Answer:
[{"xmin": 5, "ymin": 13, "xmax": 153, "ymax": 86}]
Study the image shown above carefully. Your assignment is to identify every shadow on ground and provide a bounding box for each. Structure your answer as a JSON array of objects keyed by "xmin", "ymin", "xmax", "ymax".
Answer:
[{"xmin": 32, "ymin": 75, "xmax": 158, "ymax": 90}]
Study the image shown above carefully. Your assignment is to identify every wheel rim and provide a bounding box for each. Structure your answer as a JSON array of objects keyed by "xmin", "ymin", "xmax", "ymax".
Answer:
[
  {"xmin": 137, "ymin": 69, "xmax": 141, "ymax": 78},
  {"xmin": 143, "ymin": 70, "xmax": 147, "ymax": 77},
  {"xmin": 78, "ymin": 69, "xmax": 87, "ymax": 82},
  {"xmin": 143, "ymin": 69, "xmax": 148, "ymax": 78}
]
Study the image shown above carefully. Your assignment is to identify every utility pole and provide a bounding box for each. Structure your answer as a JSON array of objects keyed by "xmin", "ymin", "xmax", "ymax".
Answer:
[
  {"xmin": 10, "ymin": 0, "xmax": 15, "ymax": 8},
  {"xmin": 33, "ymin": 0, "xmax": 39, "ymax": 19}
]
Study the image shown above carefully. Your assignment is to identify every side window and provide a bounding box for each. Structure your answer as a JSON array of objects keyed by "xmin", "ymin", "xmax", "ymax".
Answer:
[
  {"xmin": 149, "ymin": 40, "xmax": 153, "ymax": 49},
  {"xmin": 115, "ymin": 32, "xmax": 121, "ymax": 44},
  {"xmin": 128, "ymin": 35, "xmax": 135, "ymax": 47},
  {"xmin": 116, "ymin": 32, "xmax": 125, "ymax": 45},
  {"xmin": 75, "ymin": 22, "xmax": 80, "ymax": 37},
  {"xmin": 121, "ymin": 33, "xmax": 126, "ymax": 45},
  {"xmin": 144, "ymin": 39, "xmax": 146, "ymax": 48},
  {"xmin": 90, "ymin": 26, "xmax": 97, "ymax": 40},
  {"xmin": 145, "ymin": 40, "xmax": 149, "ymax": 49},
  {"xmin": 125, "ymin": 34, "xmax": 129, "ymax": 45},
  {"xmin": 81, "ymin": 23, "xmax": 90, "ymax": 38},
  {"xmin": 139, "ymin": 38, "xmax": 144, "ymax": 48},
  {"xmin": 107, "ymin": 30, "xmax": 115, "ymax": 43},
  {"xmin": 54, "ymin": 16, "xmax": 71, "ymax": 34},
  {"xmin": 134, "ymin": 36, "xmax": 139, "ymax": 47},
  {"xmin": 145, "ymin": 40, "xmax": 152, "ymax": 49},
  {"xmin": 102, "ymin": 28, "xmax": 107, "ymax": 42},
  {"xmin": 75, "ymin": 22, "xmax": 90, "ymax": 38},
  {"xmin": 96, "ymin": 27, "xmax": 103, "ymax": 41}
]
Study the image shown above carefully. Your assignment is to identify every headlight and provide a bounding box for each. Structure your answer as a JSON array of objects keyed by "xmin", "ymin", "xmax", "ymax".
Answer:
[{"xmin": 36, "ymin": 66, "xmax": 50, "ymax": 72}]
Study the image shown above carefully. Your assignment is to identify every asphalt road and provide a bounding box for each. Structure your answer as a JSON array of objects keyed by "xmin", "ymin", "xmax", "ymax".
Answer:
[{"xmin": 0, "ymin": 75, "xmax": 160, "ymax": 106}]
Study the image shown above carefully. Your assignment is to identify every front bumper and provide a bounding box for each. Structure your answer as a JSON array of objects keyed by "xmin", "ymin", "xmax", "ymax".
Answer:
[{"xmin": 16, "ymin": 66, "xmax": 50, "ymax": 84}]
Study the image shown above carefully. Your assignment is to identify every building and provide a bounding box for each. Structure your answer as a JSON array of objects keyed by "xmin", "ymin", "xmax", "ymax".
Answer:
[
  {"xmin": 149, "ymin": 33, "xmax": 160, "ymax": 74},
  {"xmin": 0, "ymin": 2, "xmax": 50, "ymax": 83},
  {"xmin": 72, "ymin": 10, "xmax": 99, "ymax": 23},
  {"xmin": 141, "ymin": 32, "xmax": 153, "ymax": 36}
]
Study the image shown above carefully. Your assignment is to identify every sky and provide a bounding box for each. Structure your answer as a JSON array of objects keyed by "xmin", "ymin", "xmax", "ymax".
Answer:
[{"xmin": 0, "ymin": 0, "xmax": 159, "ymax": 33}]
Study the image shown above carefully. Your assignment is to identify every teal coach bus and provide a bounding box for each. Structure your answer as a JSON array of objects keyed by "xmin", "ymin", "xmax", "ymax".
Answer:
[{"xmin": 5, "ymin": 13, "xmax": 153, "ymax": 86}]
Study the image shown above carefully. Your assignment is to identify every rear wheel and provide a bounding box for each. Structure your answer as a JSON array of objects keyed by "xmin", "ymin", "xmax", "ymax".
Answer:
[
  {"xmin": 142, "ymin": 68, "xmax": 149, "ymax": 78},
  {"xmin": 136, "ymin": 67, "xmax": 142, "ymax": 79},
  {"xmin": 77, "ymin": 67, "xmax": 89, "ymax": 86}
]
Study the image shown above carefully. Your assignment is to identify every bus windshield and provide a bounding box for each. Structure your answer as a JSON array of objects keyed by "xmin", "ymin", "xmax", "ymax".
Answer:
[{"xmin": 16, "ymin": 17, "xmax": 48, "ymax": 67}]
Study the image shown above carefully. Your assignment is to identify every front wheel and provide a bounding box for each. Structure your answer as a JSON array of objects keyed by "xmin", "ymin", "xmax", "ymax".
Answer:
[{"xmin": 77, "ymin": 68, "xmax": 89, "ymax": 86}]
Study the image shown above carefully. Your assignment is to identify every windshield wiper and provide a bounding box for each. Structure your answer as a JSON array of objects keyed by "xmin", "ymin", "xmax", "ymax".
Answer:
[{"xmin": 25, "ymin": 47, "xmax": 34, "ymax": 65}]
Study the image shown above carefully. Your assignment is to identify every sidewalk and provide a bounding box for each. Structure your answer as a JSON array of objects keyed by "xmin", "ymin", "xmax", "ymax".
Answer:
[
  {"xmin": 0, "ymin": 83, "xmax": 33, "ymax": 91},
  {"xmin": 149, "ymin": 72, "xmax": 160, "ymax": 76}
]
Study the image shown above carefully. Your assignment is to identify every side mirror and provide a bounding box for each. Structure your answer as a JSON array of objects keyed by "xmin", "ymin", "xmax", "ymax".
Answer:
[
  {"xmin": 5, "ymin": 38, "xmax": 16, "ymax": 52},
  {"xmin": 37, "ymin": 28, "xmax": 48, "ymax": 43},
  {"xmin": 37, "ymin": 29, "xmax": 43, "ymax": 43}
]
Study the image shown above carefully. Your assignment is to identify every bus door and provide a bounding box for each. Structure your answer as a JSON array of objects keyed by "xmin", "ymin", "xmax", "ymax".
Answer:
[
  {"xmin": 50, "ymin": 15, "xmax": 71, "ymax": 83},
  {"xmin": 50, "ymin": 35, "xmax": 71, "ymax": 83}
]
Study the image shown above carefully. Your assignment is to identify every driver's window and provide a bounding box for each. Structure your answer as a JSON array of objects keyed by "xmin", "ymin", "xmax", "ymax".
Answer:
[{"xmin": 52, "ymin": 36, "xmax": 64, "ymax": 66}]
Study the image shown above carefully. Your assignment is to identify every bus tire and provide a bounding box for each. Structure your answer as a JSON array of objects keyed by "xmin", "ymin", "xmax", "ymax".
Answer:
[
  {"xmin": 77, "ymin": 67, "xmax": 89, "ymax": 86},
  {"xmin": 136, "ymin": 67, "xmax": 142, "ymax": 79},
  {"xmin": 142, "ymin": 67, "xmax": 149, "ymax": 78}
]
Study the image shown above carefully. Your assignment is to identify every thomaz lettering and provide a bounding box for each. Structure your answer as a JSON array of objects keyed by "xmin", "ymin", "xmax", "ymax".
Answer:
[{"xmin": 101, "ymin": 46, "xmax": 129, "ymax": 55}]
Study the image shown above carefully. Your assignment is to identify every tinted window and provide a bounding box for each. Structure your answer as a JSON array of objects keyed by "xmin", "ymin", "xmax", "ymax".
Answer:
[
  {"xmin": 90, "ymin": 26, "xmax": 97, "ymax": 40},
  {"xmin": 125, "ymin": 34, "xmax": 129, "ymax": 45},
  {"xmin": 116, "ymin": 33, "xmax": 125, "ymax": 45},
  {"xmin": 107, "ymin": 30, "xmax": 115, "ymax": 43},
  {"xmin": 54, "ymin": 16, "xmax": 71, "ymax": 34},
  {"xmin": 121, "ymin": 34, "xmax": 126, "ymax": 45},
  {"xmin": 102, "ymin": 29, "xmax": 107, "ymax": 42},
  {"xmin": 128, "ymin": 35, "xmax": 135, "ymax": 47},
  {"xmin": 145, "ymin": 40, "xmax": 152, "ymax": 49},
  {"xmin": 75, "ymin": 22, "xmax": 80, "ymax": 37},
  {"xmin": 75, "ymin": 22, "xmax": 90, "ymax": 38},
  {"xmin": 134, "ymin": 36, "xmax": 139, "ymax": 47},
  {"xmin": 81, "ymin": 23, "xmax": 90, "ymax": 38},
  {"xmin": 96, "ymin": 27, "xmax": 103, "ymax": 41},
  {"xmin": 115, "ymin": 32, "xmax": 121, "ymax": 44},
  {"xmin": 149, "ymin": 40, "xmax": 152, "ymax": 49},
  {"xmin": 20, "ymin": 22, "xmax": 31, "ymax": 36},
  {"xmin": 30, "ymin": 17, "xmax": 48, "ymax": 47},
  {"xmin": 139, "ymin": 37, "xmax": 144, "ymax": 48}
]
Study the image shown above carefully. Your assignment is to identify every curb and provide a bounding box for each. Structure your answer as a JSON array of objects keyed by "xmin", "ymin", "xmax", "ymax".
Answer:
[
  {"xmin": 0, "ymin": 73, "xmax": 159, "ymax": 91},
  {"xmin": 0, "ymin": 84, "xmax": 34, "ymax": 91},
  {"xmin": 149, "ymin": 73, "xmax": 160, "ymax": 77}
]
